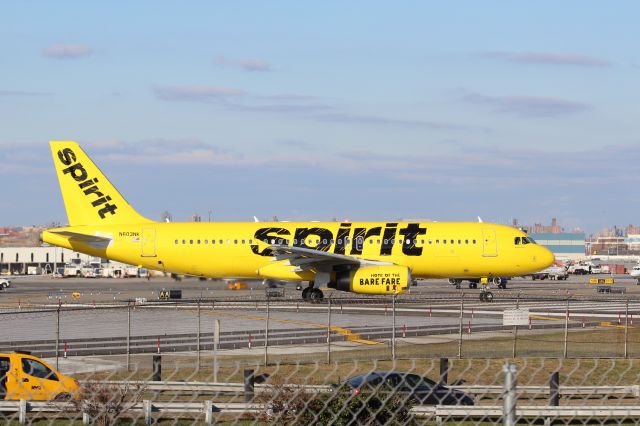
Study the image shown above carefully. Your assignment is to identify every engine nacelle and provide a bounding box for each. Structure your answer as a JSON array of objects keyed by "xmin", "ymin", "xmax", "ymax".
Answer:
[{"xmin": 332, "ymin": 265, "xmax": 411, "ymax": 294}]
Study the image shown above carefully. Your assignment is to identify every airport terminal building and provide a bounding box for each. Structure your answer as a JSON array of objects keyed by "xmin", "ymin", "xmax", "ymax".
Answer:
[
  {"xmin": 0, "ymin": 246, "xmax": 138, "ymax": 277},
  {"xmin": 528, "ymin": 232, "xmax": 586, "ymax": 260}
]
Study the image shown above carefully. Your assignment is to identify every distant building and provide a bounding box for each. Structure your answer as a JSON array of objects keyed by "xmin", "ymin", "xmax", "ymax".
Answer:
[{"xmin": 529, "ymin": 232, "xmax": 586, "ymax": 260}]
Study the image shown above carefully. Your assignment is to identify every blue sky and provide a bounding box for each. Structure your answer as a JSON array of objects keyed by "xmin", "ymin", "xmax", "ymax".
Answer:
[{"xmin": 1, "ymin": 2, "xmax": 639, "ymax": 232}]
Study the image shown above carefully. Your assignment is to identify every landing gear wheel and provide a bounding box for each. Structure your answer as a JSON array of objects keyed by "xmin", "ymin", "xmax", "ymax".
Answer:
[
  {"xmin": 301, "ymin": 288, "xmax": 310, "ymax": 300},
  {"xmin": 469, "ymin": 282, "xmax": 478, "ymax": 289},
  {"xmin": 479, "ymin": 291, "xmax": 494, "ymax": 302},
  {"xmin": 309, "ymin": 288, "xmax": 324, "ymax": 301},
  {"xmin": 498, "ymin": 282, "xmax": 507, "ymax": 290}
]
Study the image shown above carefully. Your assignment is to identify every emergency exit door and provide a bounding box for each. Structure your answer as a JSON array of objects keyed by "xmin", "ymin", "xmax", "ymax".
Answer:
[
  {"xmin": 141, "ymin": 227, "xmax": 156, "ymax": 257},
  {"xmin": 482, "ymin": 229, "xmax": 498, "ymax": 257}
]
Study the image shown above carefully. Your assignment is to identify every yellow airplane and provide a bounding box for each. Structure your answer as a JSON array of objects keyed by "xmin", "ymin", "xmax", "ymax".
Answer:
[{"xmin": 42, "ymin": 141, "xmax": 554, "ymax": 301}]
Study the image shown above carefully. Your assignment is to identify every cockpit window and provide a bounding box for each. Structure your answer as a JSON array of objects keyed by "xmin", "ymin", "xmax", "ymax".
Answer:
[
  {"xmin": 514, "ymin": 237, "xmax": 521, "ymax": 245},
  {"xmin": 522, "ymin": 237, "xmax": 530, "ymax": 245}
]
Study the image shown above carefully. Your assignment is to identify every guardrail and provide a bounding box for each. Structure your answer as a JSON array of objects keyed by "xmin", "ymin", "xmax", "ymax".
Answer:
[
  {"xmin": 4, "ymin": 400, "xmax": 640, "ymax": 425},
  {"xmin": 80, "ymin": 380, "xmax": 640, "ymax": 398}
]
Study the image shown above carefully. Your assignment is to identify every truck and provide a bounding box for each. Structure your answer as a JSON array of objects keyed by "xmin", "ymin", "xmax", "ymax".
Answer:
[{"xmin": 544, "ymin": 266, "xmax": 569, "ymax": 280}]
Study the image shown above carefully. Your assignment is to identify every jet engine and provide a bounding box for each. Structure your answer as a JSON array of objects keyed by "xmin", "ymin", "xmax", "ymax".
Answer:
[{"xmin": 330, "ymin": 265, "xmax": 411, "ymax": 295}]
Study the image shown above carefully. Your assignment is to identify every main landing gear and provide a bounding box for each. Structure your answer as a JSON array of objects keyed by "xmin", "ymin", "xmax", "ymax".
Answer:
[{"xmin": 301, "ymin": 281, "xmax": 324, "ymax": 301}]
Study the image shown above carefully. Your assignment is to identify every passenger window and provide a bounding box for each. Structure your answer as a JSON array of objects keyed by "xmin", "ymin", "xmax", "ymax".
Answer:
[
  {"xmin": 212, "ymin": 240, "xmax": 215, "ymax": 244},
  {"xmin": 220, "ymin": 240, "xmax": 224, "ymax": 244},
  {"xmin": 458, "ymin": 240, "xmax": 461, "ymax": 244},
  {"xmin": 322, "ymin": 239, "xmax": 327, "ymax": 245},
  {"xmin": 472, "ymin": 239, "xmax": 476, "ymax": 244},
  {"xmin": 337, "ymin": 239, "xmax": 342, "ymax": 245},
  {"xmin": 450, "ymin": 240, "xmax": 454, "ymax": 244},
  {"xmin": 22, "ymin": 359, "xmax": 58, "ymax": 381},
  {"xmin": 174, "ymin": 240, "xmax": 178, "ymax": 244},
  {"xmin": 428, "ymin": 240, "xmax": 432, "ymax": 244},
  {"xmin": 242, "ymin": 240, "xmax": 245, "ymax": 244},
  {"xmin": 443, "ymin": 240, "xmax": 446, "ymax": 244},
  {"xmin": 436, "ymin": 240, "xmax": 439, "ymax": 244},
  {"xmin": 377, "ymin": 239, "xmax": 381, "ymax": 244},
  {"xmin": 204, "ymin": 240, "xmax": 208, "ymax": 244},
  {"xmin": 384, "ymin": 239, "xmax": 388, "ymax": 244},
  {"xmin": 190, "ymin": 240, "xmax": 193, "ymax": 244},
  {"xmin": 197, "ymin": 240, "xmax": 201, "ymax": 244},
  {"xmin": 234, "ymin": 240, "xmax": 238, "ymax": 244},
  {"xmin": 182, "ymin": 240, "xmax": 186, "ymax": 244},
  {"xmin": 249, "ymin": 239, "xmax": 253, "ymax": 244},
  {"xmin": 465, "ymin": 240, "xmax": 469, "ymax": 244}
]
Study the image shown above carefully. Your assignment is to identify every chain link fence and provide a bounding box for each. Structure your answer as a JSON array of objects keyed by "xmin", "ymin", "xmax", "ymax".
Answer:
[{"xmin": 2, "ymin": 294, "xmax": 640, "ymax": 424}]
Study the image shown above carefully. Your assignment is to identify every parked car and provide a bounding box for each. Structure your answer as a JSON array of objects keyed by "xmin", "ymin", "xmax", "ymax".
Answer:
[
  {"xmin": 334, "ymin": 371, "xmax": 474, "ymax": 405},
  {"xmin": 0, "ymin": 351, "xmax": 80, "ymax": 401},
  {"xmin": 0, "ymin": 278, "xmax": 10, "ymax": 289}
]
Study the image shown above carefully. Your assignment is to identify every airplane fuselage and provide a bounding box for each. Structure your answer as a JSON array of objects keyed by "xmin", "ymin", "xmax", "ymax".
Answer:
[{"xmin": 43, "ymin": 221, "xmax": 553, "ymax": 280}]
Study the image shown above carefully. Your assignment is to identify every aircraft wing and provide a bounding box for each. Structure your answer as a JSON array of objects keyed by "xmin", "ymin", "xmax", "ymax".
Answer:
[{"xmin": 269, "ymin": 244, "xmax": 390, "ymax": 272}]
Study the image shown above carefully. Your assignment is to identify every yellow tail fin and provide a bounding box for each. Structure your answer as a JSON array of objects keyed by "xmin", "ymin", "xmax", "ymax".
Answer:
[{"xmin": 50, "ymin": 141, "xmax": 153, "ymax": 226}]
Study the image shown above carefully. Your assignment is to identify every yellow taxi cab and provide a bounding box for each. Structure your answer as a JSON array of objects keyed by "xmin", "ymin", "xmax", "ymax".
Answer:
[{"xmin": 0, "ymin": 351, "xmax": 80, "ymax": 401}]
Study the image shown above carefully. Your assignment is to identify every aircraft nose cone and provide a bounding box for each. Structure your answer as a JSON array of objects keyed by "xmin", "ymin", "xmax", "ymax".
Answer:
[{"xmin": 539, "ymin": 246, "xmax": 555, "ymax": 268}]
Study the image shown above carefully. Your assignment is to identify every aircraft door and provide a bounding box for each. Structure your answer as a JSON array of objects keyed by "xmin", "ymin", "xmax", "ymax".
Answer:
[
  {"xmin": 141, "ymin": 227, "xmax": 157, "ymax": 257},
  {"xmin": 482, "ymin": 229, "xmax": 498, "ymax": 257}
]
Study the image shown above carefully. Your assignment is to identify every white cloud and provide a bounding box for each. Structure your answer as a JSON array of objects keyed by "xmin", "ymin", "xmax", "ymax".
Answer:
[{"xmin": 42, "ymin": 44, "xmax": 94, "ymax": 59}]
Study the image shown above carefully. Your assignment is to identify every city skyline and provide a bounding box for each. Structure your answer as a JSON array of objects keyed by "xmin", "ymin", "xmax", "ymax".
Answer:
[{"xmin": 2, "ymin": 2, "xmax": 639, "ymax": 231}]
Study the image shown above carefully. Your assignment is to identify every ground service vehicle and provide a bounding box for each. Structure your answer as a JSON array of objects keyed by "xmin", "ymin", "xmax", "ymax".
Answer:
[
  {"xmin": 0, "ymin": 352, "xmax": 80, "ymax": 401},
  {"xmin": 42, "ymin": 141, "xmax": 554, "ymax": 302},
  {"xmin": 336, "ymin": 371, "xmax": 474, "ymax": 405}
]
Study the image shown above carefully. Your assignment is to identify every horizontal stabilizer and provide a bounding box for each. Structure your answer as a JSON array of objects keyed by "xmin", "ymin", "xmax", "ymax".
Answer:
[{"xmin": 49, "ymin": 230, "xmax": 112, "ymax": 249}]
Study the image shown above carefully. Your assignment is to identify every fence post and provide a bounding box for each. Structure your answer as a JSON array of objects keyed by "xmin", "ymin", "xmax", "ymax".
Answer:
[
  {"xmin": 264, "ymin": 295, "xmax": 270, "ymax": 366},
  {"xmin": 327, "ymin": 296, "xmax": 332, "ymax": 364},
  {"xmin": 244, "ymin": 369, "xmax": 255, "ymax": 402},
  {"xmin": 512, "ymin": 293, "xmax": 520, "ymax": 358},
  {"xmin": 55, "ymin": 301, "xmax": 61, "ymax": 370},
  {"xmin": 550, "ymin": 371, "xmax": 559, "ymax": 406},
  {"xmin": 458, "ymin": 292, "xmax": 464, "ymax": 359},
  {"xmin": 82, "ymin": 411, "xmax": 91, "ymax": 425},
  {"xmin": 197, "ymin": 298, "xmax": 201, "ymax": 371},
  {"xmin": 19, "ymin": 399, "xmax": 27, "ymax": 425},
  {"xmin": 152, "ymin": 355, "xmax": 161, "ymax": 381},
  {"xmin": 127, "ymin": 301, "xmax": 131, "ymax": 372},
  {"xmin": 439, "ymin": 358, "xmax": 449, "ymax": 385},
  {"xmin": 213, "ymin": 319, "xmax": 220, "ymax": 383},
  {"xmin": 563, "ymin": 298, "xmax": 569, "ymax": 358},
  {"xmin": 503, "ymin": 363, "xmax": 517, "ymax": 426},
  {"xmin": 391, "ymin": 292, "xmax": 396, "ymax": 360},
  {"xmin": 143, "ymin": 400, "xmax": 152, "ymax": 425},
  {"xmin": 624, "ymin": 298, "xmax": 629, "ymax": 359},
  {"xmin": 204, "ymin": 400, "xmax": 213, "ymax": 425}
]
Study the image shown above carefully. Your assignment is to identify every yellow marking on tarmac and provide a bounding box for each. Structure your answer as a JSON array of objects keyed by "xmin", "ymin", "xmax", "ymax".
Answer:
[
  {"xmin": 205, "ymin": 310, "xmax": 382, "ymax": 345},
  {"xmin": 530, "ymin": 314, "xmax": 561, "ymax": 321}
]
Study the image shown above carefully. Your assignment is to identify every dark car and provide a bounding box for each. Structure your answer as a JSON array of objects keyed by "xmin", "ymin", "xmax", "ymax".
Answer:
[{"xmin": 336, "ymin": 371, "xmax": 474, "ymax": 405}]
